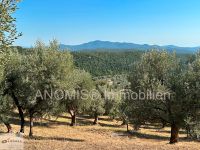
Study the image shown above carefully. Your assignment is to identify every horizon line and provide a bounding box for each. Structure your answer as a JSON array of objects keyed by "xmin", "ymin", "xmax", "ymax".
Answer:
[{"xmin": 16, "ymin": 40, "xmax": 200, "ymax": 48}]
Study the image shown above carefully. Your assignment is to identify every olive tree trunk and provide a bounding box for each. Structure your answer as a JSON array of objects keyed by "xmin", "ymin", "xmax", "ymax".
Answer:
[
  {"xmin": 29, "ymin": 113, "xmax": 34, "ymax": 137},
  {"xmin": 93, "ymin": 114, "xmax": 98, "ymax": 125},
  {"xmin": 4, "ymin": 122, "xmax": 12, "ymax": 133},
  {"xmin": 170, "ymin": 123, "xmax": 179, "ymax": 144},
  {"xmin": 12, "ymin": 92, "xmax": 25, "ymax": 133},
  {"xmin": 70, "ymin": 114, "xmax": 76, "ymax": 126},
  {"xmin": 68, "ymin": 109, "xmax": 76, "ymax": 126}
]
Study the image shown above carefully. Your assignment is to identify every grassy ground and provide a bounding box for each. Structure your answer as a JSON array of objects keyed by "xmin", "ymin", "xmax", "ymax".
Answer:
[{"xmin": 0, "ymin": 115, "xmax": 199, "ymax": 150}]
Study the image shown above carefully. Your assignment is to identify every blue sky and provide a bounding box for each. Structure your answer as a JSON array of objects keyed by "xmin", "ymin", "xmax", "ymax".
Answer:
[{"xmin": 15, "ymin": 0, "xmax": 200, "ymax": 47}]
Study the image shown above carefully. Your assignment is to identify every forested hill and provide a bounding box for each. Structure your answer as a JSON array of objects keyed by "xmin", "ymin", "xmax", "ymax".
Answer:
[
  {"xmin": 72, "ymin": 51, "xmax": 194, "ymax": 77},
  {"xmin": 72, "ymin": 51, "xmax": 143, "ymax": 76},
  {"xmin": 15, "ymin": 47, "xmax": 194, "ymax": 77}
]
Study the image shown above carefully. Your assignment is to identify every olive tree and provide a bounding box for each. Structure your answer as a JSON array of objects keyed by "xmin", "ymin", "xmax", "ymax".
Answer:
[
  {"xmin": 59, "ymin": 69, "xmax": 94, "ymax": 126},
  {"xmin": 2, "ymin": 49, "xmax": 25, "ymax": 133},
  {"xmin": 2, "ymin": 40, "xmax": 74, "ymax": 136},
  {"xmin": 21, "ymin": 40, "xmax": 74, "ymax": 136},
  {"xmin": 0, "ymin": 0, "xmax": 22, "ymax": 50},
  {"xmin": 184, "ymin": 52, "xmax": 200, "ymax": 139},
  {"xmin": 0, "ymin": 0, "xmax": 21, "ymax": 132},
  {"xmin": 128, "ymin": 50, "xmax": 192, "ymax": 143},
  {"xmin": 88, "ymin": 80, "xmax": 106, "ymax": 125}
]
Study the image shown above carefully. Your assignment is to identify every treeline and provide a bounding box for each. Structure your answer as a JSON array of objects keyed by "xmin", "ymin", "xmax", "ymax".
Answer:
[
  {"xmin": 72, "ymin": 51, "xmax": 195, "ymax": 77},
  {"xmin": 72, "ymin": 51, "xmax": 143, "ymax": 76}
]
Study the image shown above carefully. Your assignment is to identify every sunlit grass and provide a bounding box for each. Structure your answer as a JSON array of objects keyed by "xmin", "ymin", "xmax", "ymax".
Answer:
[{"xmin": 0, "ymin": 115, "xmax": 199, "ymax": 150}]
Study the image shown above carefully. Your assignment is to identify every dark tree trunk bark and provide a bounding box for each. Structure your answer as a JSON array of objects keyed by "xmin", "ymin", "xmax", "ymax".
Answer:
[
  {"xmin": 68, "ymin": 108, "xmax": 76, "ymax": 126},
  {"xmin": 170, "ymin": 123, "xmax": 179, "ymax": 144},
  {"xmin": 11, "ymin": 92, "xmax": 25, "ymax": 133},
  {"xmin": 70, "ymin": 114, "xmax": 76, "ymax": 126},
  {"xmin": 4, "ymin": 122, "xmax": 12, "ymax": 133},
  {"xmin": 93, "ymin": 114, "xmax": 98, "ymax": 125},
  {"xmin": 127, "ymin": 123, "xmax": 129, "ymax": 132},
  {"xmin": 29, "ymin": 113, "xmax": 34, "ymax": 137}
]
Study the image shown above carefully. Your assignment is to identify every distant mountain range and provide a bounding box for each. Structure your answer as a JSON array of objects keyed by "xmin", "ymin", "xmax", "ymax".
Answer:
[{"xmin": 60, "ymin": 40, "xmax": 200, "ymax": 53}]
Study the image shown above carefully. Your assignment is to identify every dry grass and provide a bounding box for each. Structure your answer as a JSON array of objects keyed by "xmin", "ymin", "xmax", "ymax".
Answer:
[{"xmin": 0, "ymin": 115, "xmax": 199, "ymax": 150}]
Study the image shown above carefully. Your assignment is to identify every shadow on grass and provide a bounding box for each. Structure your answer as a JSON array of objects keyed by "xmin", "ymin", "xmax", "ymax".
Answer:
[
  {"xmin": 50, "ymin": 115, "xmax": 120, "ymax": 127},
  {"xmin": 114, "ymin": 130, "xmax": 195, "ymax": 142},
  {"xmin": 57, "ymin": 115, "xmax": 71, "ymax": 120},
  {"xmin": 43, "ymin": 116, "xmax": 93, "ymax": 126},
  {"xmin": 76, "ymin": 116, "xmax": 94, "ymax": 126},
  {"xmin": 115, "ymin": 130, "xmax": 170, "ymax": 141},
  {"xmin": 8, "ymin": 117, "xmax": 55, "ymax": 129},
  {"xmin": 181, "ymin": 137, "xmax": 200, "ymax": 143},
  {"xmin": 98, "ymin": 117, "xmax": 113, "ymax": 122},
  {"xmin": 78, "ymin": 115, "xmax": 92, "ymax": 119},
  {"xmin": 42, "ymin": 118, "xmax": 71, "ymax": 126},
  {"xmin": 26, "ymin": 135, "xmax": 84, "ymax": 142},
  {"xmin": 155, "ymin": 129, "xmax": 186, "ymax": 134},
  {"xmin": 9, "ymin": 118, "xmax": 28, "ymax": 126},
  {"xmin": 53, "ymin": 115, "xmax": 94, "ymax": 126},
  {"xmin": 141, "ymin": 125, "xmax": 163, "ymax": 130},
  {"xmin": 6, "ymin": 111, "xmax": 50, "ymax": 127},
  {"xmin": 8, "ymin": 114, "xmax": 117, "ymax": 128},
  {"xmin": 99, "ymin": 122, "xmax": 121, "ymax": 128}
]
